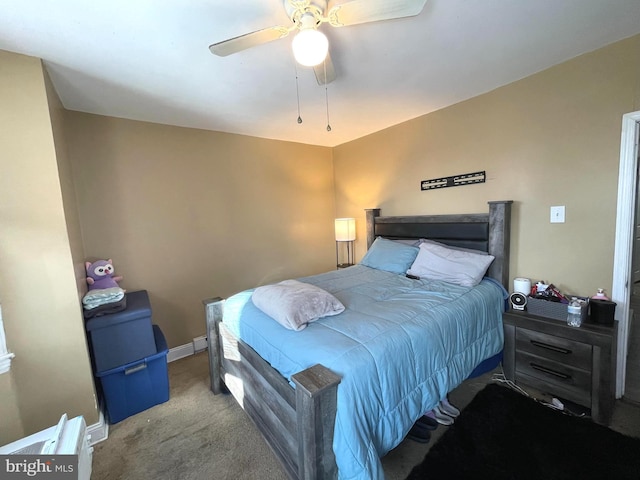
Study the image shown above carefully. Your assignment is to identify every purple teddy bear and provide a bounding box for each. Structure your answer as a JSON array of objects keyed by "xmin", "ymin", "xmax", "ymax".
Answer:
[{"xmin": 86, "ymin": 259, "xmax": 123, "ymax": 291}]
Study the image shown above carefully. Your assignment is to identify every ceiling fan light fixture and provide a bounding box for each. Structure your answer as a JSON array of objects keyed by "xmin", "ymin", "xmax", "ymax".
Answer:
[{"xmin": 292, "ymin": 28, "xmax": 328, "ymax": 67}]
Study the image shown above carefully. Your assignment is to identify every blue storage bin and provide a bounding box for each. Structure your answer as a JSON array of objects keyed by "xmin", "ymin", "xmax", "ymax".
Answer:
[
  {"xmin": 86, "ymin": 290, "xmax": 156, "ymax": 372},
  {"xmin": 97, "ymin": 325, "xmax": 170, "ymax": 424}
]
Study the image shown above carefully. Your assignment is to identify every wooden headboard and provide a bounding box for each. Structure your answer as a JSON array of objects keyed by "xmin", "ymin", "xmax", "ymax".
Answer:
[{"xmin": 365, "ymin": 200, "xmax": 513, "ymax": 289}]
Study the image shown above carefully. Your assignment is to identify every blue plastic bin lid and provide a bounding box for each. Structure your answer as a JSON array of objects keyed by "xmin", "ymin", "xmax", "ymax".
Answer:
[
  {"xmin": 96, "ymin": 325, "xmax": 168, "ymax": 377},
  {"xmin": 85, "ymin": 290, "xmax": 152, "ymax": 331}
]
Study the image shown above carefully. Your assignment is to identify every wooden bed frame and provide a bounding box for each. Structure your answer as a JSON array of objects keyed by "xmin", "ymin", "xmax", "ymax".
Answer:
[{"xmin": 203, "ymin": 200, "xmax": 512, "ymax": 480}]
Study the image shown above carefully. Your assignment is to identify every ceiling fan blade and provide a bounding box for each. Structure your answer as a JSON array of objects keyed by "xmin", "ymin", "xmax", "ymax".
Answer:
[
  {"xmin": 314, "ymin": 52, "xmax": 336, "ymax": 85},
  {"xmin": 209, "ymin": 25, "xmax": 292, "ymax": 57},
  {"xmin": 327, "ymin": 0, "xmax": 428, "ymax": 27}
]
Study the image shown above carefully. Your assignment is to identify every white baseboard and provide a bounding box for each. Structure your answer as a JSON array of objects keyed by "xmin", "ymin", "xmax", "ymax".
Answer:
[
  {"xmin": 167, "ymin": 343, "xmax": 194, "ymax": 363},
  {"xmin": 167, "ymin": 337, "xmax": 208, "ymax": 363},
  {"xmin": 87, "ymin": 408, "xmax": 109, "ymax": 446}
]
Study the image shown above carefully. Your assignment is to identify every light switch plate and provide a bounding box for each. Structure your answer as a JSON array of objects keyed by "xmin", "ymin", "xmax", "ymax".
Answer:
[{"xmin": 550, "ymin": 206, "xmax": 565, "ymax": 223}]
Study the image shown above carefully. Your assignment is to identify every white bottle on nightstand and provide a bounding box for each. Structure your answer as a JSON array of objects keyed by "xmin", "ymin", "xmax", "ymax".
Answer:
[{"xmin": 567, "ymin": 297, "xmax": 582, "ymax": 327}]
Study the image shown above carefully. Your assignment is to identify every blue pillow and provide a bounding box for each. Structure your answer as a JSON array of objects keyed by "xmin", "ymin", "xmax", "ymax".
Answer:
[{"xmin": 360, "ymin": 237, "xmax": 419, "ymax": 274}]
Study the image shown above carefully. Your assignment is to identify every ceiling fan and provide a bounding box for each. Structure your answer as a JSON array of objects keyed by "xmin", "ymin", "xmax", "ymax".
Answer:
[{"xmin": 209, "ymin": 0, "xmax": 428, "ymax": 86}]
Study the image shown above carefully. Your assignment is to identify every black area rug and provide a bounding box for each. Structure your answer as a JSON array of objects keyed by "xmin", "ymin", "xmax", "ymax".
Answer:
[{"xmin": 406, "ymin": 383, "xmax": 640, "ymax": 480}]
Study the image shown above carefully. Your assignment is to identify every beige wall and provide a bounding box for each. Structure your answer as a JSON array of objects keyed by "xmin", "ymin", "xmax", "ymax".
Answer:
[
  {"xmin": 65, "ymin": 114, "xmax": 336, "ymax": 347},
  {"xmin": 333, "ymin": 34, "xmax": 640, "ymax": 298},
  {"xmin": 0, "ymin": 367, "xmax": 22, "ymax": 445},
  {"xmin": 0, "ymin": 50, "xmax": 98, "ymax": 444},
  {"xmin": 45, "ymin": 70, "xmax": 91, "ymax": 298},
  {"xmin": 2, "ymin": 34, "xmax": 638, "ymax": 444}
]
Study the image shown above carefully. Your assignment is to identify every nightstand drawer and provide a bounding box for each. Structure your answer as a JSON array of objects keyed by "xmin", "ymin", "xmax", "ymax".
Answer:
[
  {"xmin": 516, "ymin": 327, "xmax": 592, "ymax": 371},
  {"xmin": 503, "ymin": 310, "xmax": 617, "ymax": 425},
  {"xmin": 515, "ymin": 350, "xmax": 591, "ymax": 402}
]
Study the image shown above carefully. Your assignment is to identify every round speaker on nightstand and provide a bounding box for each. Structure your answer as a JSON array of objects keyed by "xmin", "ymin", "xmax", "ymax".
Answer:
[{"xmin": 510, "ymin": 292, "xmax": 527, "ymax": 311}]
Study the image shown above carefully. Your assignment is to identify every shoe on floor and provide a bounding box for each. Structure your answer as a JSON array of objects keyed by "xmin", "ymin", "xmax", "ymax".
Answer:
[
  {"xmin": 438, "ymin": 398, "xmax": 461, "ymax": 417},
  {"xmin": 416, "ymin": 413, "xmax": 438, "ymax": 430},
  {"xmin": 432, "ymin": 405, "xmax": 455, "ymax": 425},
  {"xmin": 406, "ymin": 422, "xmax": 432, "ymax": 443}
]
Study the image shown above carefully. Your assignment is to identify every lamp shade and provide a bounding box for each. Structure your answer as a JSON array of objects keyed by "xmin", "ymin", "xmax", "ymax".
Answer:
[
  {"xmin": 335, "ymin": 218, "xmax": 356, "ymax": 241},
  {"xmin": 292, "ymin": 28, "xmax": 328, "ymax": 67}
]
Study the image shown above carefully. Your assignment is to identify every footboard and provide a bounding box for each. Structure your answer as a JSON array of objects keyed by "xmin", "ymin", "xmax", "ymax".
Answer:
[{"xmin": 203, "ymin": 297, "xmax": 341, "ymax": 480}]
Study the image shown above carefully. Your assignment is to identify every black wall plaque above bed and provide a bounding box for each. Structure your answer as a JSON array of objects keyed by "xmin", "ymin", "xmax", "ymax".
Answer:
[{"xmin": 421, "ymin": 170, "xmax": 485, "ymax": 191}]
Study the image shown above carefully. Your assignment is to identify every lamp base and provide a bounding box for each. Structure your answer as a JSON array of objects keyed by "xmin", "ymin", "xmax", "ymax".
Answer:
[{"xmin": 335, "ymin": 240, "xmax": 355, "ymax": 270}]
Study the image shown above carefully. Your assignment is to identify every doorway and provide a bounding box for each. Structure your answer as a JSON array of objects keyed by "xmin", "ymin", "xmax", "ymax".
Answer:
[
  {"xmin": 627, "ymin": 133, "xmax": 640, "ymax": 403},
  {"xmin": 612, "ymin": 111, "xmax": 640, "ymax": 399}
]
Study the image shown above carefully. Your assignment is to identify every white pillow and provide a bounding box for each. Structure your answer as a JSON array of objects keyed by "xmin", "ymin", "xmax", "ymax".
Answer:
[
  {"xmin": 417, "ymin": 238, "xmax": 489, "ymax": 255},
  {"xmin": 407, "ymin": 241, "xmax": 495, "ymax": 287},
  {"xmin": 252, "ymin": 280, "xmax": 345, "ymax": 331}
]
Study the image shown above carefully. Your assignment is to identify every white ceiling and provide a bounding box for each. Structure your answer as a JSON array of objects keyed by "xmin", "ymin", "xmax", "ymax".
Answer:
[{"xmin": 1, "ymin": 0, "xmax": 640, "ymax": 148}]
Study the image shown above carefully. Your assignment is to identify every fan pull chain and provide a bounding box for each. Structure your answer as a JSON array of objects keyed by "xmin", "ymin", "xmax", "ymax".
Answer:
[
  {"xmin": 324, "ymin": 60, "xmax": 331, "ymax": 132},
  {"xmin": 294, "ymin": 63, "xmax": 302, "ymax": 124}
]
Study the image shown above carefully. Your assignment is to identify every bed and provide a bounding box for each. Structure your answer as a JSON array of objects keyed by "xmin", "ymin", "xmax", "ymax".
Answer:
[{"xmin": 203, "ymin": 200, "xmax": 512, "ymax": 480}]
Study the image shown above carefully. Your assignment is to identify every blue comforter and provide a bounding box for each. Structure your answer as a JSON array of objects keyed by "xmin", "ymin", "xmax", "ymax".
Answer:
[{"xmin": 223, "ymin": 265, "xmax": 506, "ymax": 479}]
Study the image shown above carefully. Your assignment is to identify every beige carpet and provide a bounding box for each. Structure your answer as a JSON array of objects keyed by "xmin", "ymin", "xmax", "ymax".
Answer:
[
  {"xmin": 92, "ymin": 352, "xmax": 288, "ymax": 480},
  {"xmin": 90, "ymin": 352, "xmax": 640, "ymax": 479}
]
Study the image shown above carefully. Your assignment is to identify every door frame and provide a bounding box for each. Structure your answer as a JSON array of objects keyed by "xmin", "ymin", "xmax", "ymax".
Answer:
[{"xmin": 612, "ymin": 110, "xmax": 640, "ymax": 398}]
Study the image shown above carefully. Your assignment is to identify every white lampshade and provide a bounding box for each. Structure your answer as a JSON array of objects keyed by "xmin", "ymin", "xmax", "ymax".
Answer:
[
  {"xmin": 292, "ymin": 28, "xmax": 328, "ymax": 67},
  {"xmin": 335, "ymin": 218, "xmax": 356, "ymax": 242}
]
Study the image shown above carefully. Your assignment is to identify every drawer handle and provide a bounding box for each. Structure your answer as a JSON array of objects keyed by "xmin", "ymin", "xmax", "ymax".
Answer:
[
  {"xmin": 530, "ymin": 363, "xmax": 571, "ymax": 380},
  {"xmin": 530, "ymin": 340, "xmax": 572, "ymax": 355}
]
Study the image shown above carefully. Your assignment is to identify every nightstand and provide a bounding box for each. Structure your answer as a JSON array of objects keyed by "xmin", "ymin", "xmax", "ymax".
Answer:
[{"xmin": 502, "ymin": 309, "xmax": 617, "ymax": 425}]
